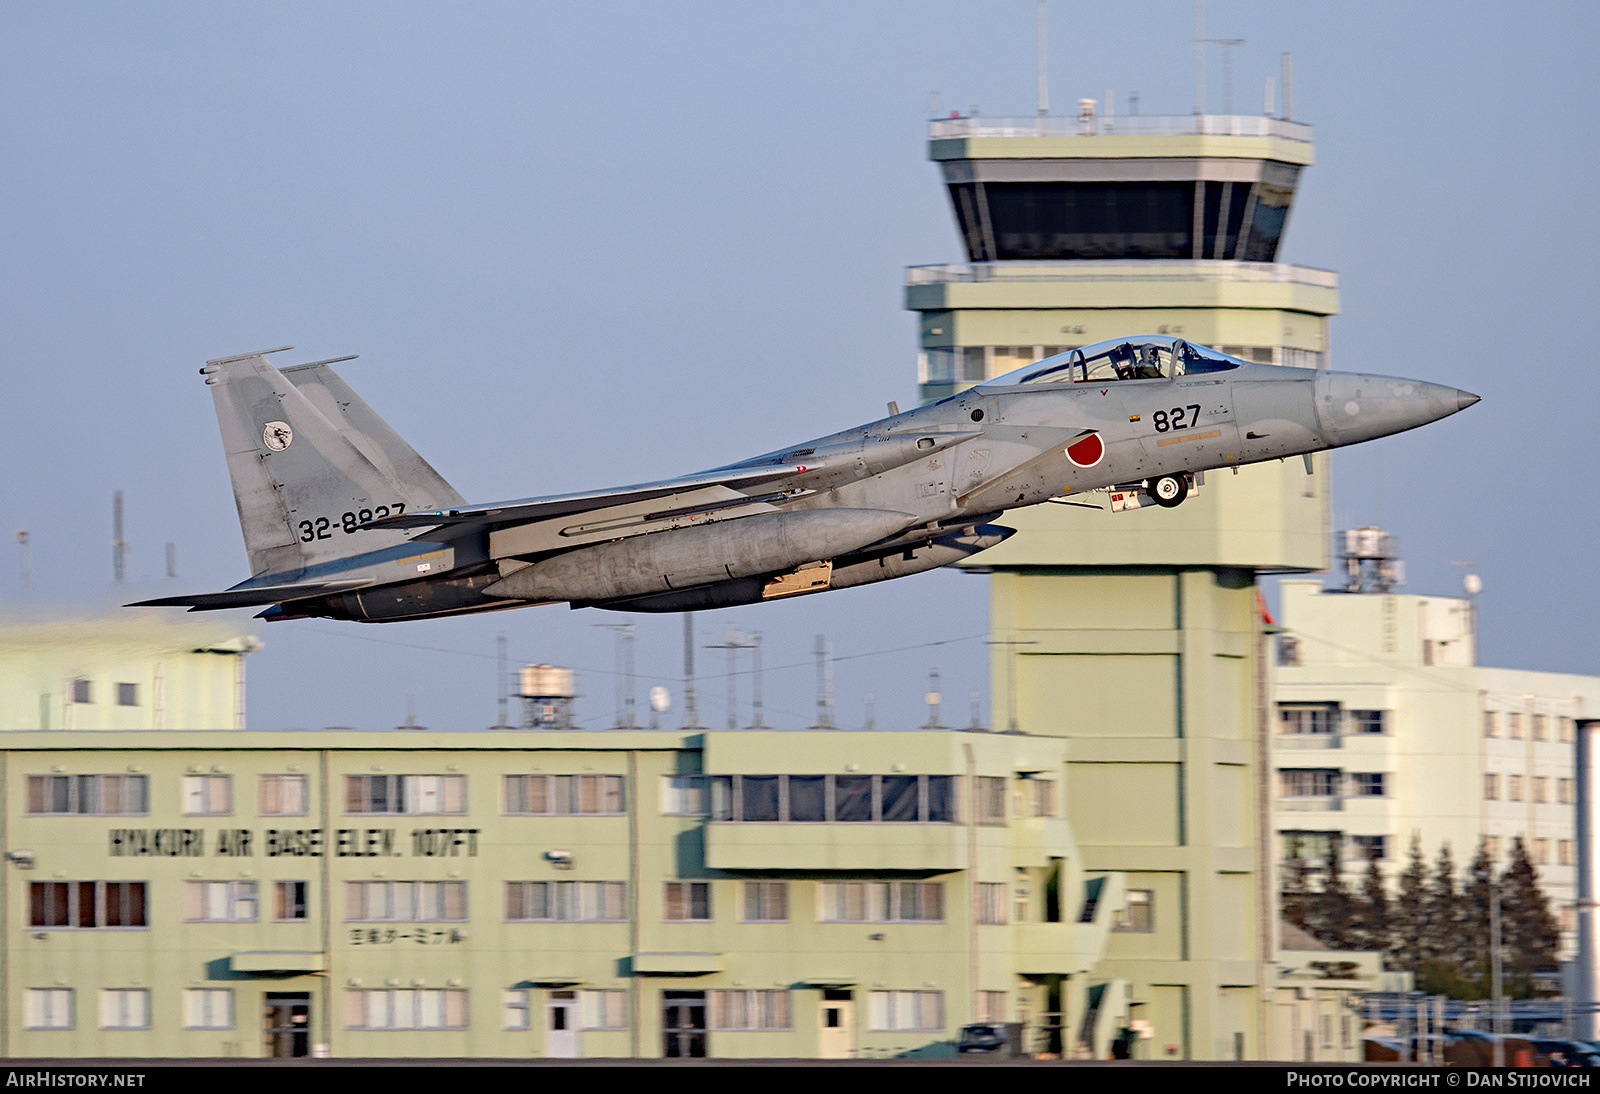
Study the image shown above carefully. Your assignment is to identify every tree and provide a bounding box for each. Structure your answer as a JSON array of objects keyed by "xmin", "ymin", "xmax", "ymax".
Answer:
[
  {"xmin": 1353, "ymin": 847, "xmax": 1391, "ymax": 953},
  {"xmin": 1500, "ymin": 837, "xmax": 1561, "ymax": 994},
  {"xmin": 1390, "ymin": 833, "xmax": 1430, "ymax": 972},
  {"xmin": 1430, "ymin": 842, "xmax": 1466, "ymax": 972},
  {"xmin": 1282, "ymin": 832, "xmax": 1315, "ymax": 932},
  {"xmin": 1312, "ymin": 835, "xmax": 1355, "ymax": 949},
  {"xmin": 1462, "ymin": 838, "xmax": 1495, "ymax": 987}
]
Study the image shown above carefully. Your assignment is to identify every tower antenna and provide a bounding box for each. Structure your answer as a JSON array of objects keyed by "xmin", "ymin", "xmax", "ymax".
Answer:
[
  {"xmin": 1036, "ymin": 0, "xmax": 1049, "ymax": 118},
  {"xmin": 112, "ymin": 490, "xmax": 126, "ymax": 583},
  {"xmin": 595, "ymin": 623, "xmax": 637, "ymax": 727}
]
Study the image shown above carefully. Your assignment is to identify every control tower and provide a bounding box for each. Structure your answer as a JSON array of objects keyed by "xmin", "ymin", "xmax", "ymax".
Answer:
[{"xmin": 905, "ymin": 107, "xmax": 1336, "ymax": 1061}]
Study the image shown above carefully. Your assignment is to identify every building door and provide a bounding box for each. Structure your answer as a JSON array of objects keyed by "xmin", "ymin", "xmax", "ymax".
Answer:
[
  {"xmin": 263, "ymin": 993, "xmax": 311, "ymax": 1058},
  {"xmin": 546, "ymin": 990, "xmax": 579, "ymax": 1058},
  {"xmin": 662, "ymin": 991, "xmax": 706, "ymax": 1058},
  {"xmin": 818, "ymin": 991, "xmax": 853, "ymax": 1059}
]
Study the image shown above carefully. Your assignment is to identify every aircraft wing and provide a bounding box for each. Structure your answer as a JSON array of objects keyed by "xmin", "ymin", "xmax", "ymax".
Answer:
[
  {"xmin": 367, "ymin": 462, "xmax": 817, "ymax": 533},
  {"xmin": 126, "ymin": 579, "xmax": 374, "ymax": 611}
]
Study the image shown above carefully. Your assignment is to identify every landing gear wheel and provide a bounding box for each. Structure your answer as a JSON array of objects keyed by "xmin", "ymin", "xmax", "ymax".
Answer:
[{"xmin": 1149, "ymin": 475, "xmax": 1187, "ymax": 508}]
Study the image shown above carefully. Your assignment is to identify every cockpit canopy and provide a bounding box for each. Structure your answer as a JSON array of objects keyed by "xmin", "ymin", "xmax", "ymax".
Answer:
[{"xmin": 980, "ymin": 336, "xmax": 1245, "ymax": 388}]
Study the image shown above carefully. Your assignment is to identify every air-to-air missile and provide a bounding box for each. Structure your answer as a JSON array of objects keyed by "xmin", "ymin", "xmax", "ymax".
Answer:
[{"xmin": 131, "ymin": 337, "xmax": 1477, "ymax": 622}]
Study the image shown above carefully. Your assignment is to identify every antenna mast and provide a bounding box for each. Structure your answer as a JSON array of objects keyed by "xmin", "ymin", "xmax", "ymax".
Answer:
[
  {"xmin": 112, "ymin": 490, "xmax": 125, "ymax": 583},
  {"xmin": 1036, "ymin": 0, "xmax": 1049, "ymax": 117}
]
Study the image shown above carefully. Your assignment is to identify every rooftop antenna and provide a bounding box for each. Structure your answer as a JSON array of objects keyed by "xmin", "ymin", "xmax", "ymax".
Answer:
[
  {"xmin": 595, "ymin": 623, "xmax": 637, "ymax": 727},
  {"xmin": 987, "ymin": 637, "xmax": 1039, "ymax": 733},
  {"xmin": 681, "ymin": 614, "xmax": 702, "ymax": 729},
  {"xmin": 1206, "ymin": 37, "xmax": 1245, "ymax": 114},
  {"xmin": 1193, "ymin": 0, "xmax": 1204, "ymax": 115},
  {"xmin": 970, "ymin": 691, "xmax": 984, "ymax": 730},
  {"xmin": 1036, "ymin": 0, "xmax": 1049, "ymax": 118},
  {"xmin": 1129, "ymin": 90, "xmax": 1140, "ymax": 116},
  {"xmin": 749, "ymin": 631, "xmax": 766, "ymax": 728},
  {"xmin": 14, "ymin": 531, "xmax": 29, "ymax": 590},
  {"xmin": 397, "ymin": 694, "xmax": 423, "ymax": 730},
  {"xmin": 649, "ymin": 685, "xmax": 670, "ymax": 730},
  {"xmin": 704, "ymin": 625, "xmax": 747, "ymax": 731},
  {"xmin": 863, "ymin": 693, "xmax": 876, "ymax": 731},
  {"xmin": 165, "ymin": 542, "xmax": 176, "ymax": 580},
  {"xmin": 812, "ymin": 635, "xmax": 835, "ymax": 729},
  {"xmin": 112, "ymin": 490, "xmax": 126, "ymax": 583},
  {"xmin": 492, "ymin": 632, "xmax": 513, "ymax": 729},
  {"xmin": 1263, "ymin": 75, "xmax": 1276, "ymax": 117},
  {"xmin": 1281, "ymin": 53, "xmax": 1293, "ymax": 121},
  {"xmin": 923, "ymin": 669, "xmax": 944, "ymax": 728}
]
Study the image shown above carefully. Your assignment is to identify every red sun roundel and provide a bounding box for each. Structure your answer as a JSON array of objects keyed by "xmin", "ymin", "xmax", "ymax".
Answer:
[{"xmin": 1065, "ymin": 431, "xmax": 1104, "ymax": 468}]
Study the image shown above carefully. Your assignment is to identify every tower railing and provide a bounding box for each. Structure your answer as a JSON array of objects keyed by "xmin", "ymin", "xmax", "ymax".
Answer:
[
  {"xmin": 906, "ymin": 260, "xmax": 1338, "ymax": 289},
  {"xmin": 929, "ymin": 113, "xmax": 1312, "ymax": 143}
]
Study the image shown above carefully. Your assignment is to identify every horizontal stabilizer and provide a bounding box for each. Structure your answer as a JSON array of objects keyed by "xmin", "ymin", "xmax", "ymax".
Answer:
[{"xmin": 126, "ymin": 579, "xmax": 372, "ymax": 610}]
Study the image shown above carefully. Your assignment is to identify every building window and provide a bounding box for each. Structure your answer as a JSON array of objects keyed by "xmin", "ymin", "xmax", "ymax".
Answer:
[
  {"xmin": 1560, "ymin": 778, "xmax": 1575, "ymax": 805},
  {"xmin": 1561, "ymin": 717, "xmax": 1576, "ymax": 744},
  {"xmin": 29, "ymin": 881, "xmax": 146, "ymax": 929},
  {"xmin": 1351, "ymin": 835, "xmax": 1388, "ymax": 862},
  {"xmin": 347, "ymin": 774, "xmax": 466, "ymax": 815},
  {"xmin": 1508, "ymin": 775, "xmax": 1524, "ymax": 802},
  {"xmin": 504, "ymin": 881, "xmax": 624, "ymax": 922},
  {"xmin": 1508, "ymin": 713, "xmax": 1523, "ymax": 739},
  {"xmin": 1534, "ymin": 777, "xmax": 1549, "ymax": 804},
  {"xmin": 344, "ymin": 989, "xmax": 468, "ymax": 1030},
  {"xmin": 1348, "ymin": 773, "xmax": 1386, "ymax": 797},
  {"xmin": 1563, "ymin": 906, "xmax": 1579, "ymax": 932},
  {"xmin": 503, "ymin": 774, "xmax": 622, "ymax": 815},
  {"xmin": 1484, "ymin": 774, "xmax": 1500, "ymax": 801},
  {"xmin": 26, "ymin": 774, "xmax": 147, "ymax": 816},
  {"xmin": 660, "ymin": 775, "xmax": 708, "ymax": 816},
  {"xmin": 1021, "ymin": 778, "xmax": 1056, "ymax": 817},
  {"xmin": 975, "ymin": 776, "xmax": 1006, "ymax": 826},
  {"xmin": 1349, "ymin": 711, "xmax": 1388, "ymax": 735},
  {"xmin": 260, "ymin": 775, "xmax": 307, "ymax": 816},
  {"xmin": 663, "ymin": 881, "xmax": 710, "ymax": 921},
  {"xmin": 185, "ymin": 881, "xmax": 257, "ymax": 922},
  {"xmin": 742, "ymin": 881, "xmax": 788, "ymax": 923},
  {"xmin": 275, "ymin": 881, "xmax": 308, "ymax": 922},
  {"xmin": 868, "ymin": 991, "xmax": 943, "ymax": 1032},
  {"xmin": 503, "ymin": 990, "xmax": 530, "ymax": 1030},
  {"xmin": 709, "ymin": 774, "xmax": 958, "ymax": 824},
  {"xmin": 1279, "ymin": 704, "xmax": 1338, "ymax": 735},
  {"xmin": 818, "ymin": 881, "xmax": 943, "ymax": 923},
  {"xmin": 184, "ymin": 988, "xmax": 233, "ymax": 1030},
  {"xmin": 1485, "ymin": 836, "xmax": 1502, "ymax": 861},
  {"xmin": 115, "ymin": 683, "xmax": 138, "ymax": 707},
  {"xmin": 1534, "ymin": 715, "xmax": 1548, "ymax": 741},
  {"xmin": 976, "ymin": 882, "xmax": 1008, "ymax": 925},
  {"xmin": 1561, "ymin": 840, "xmax": 1576, "ymax": 866},
  {"xmin": 1534, "ymin": 839, "xmax": 1550, "ymax": 865},
  {"xmin": 1279, "ymin": 769, "xmax": 1340, "ymax": 798},
  {"xmin": 25, "ymin": 989, "xmax": 73, "ymax": 1030},
  {"xmin": 710, "ymin": 990, "xmax": 791, "ymax": 1031},
  {"xmin": 1114, "ymin": 889, "xmax": 1154, "ymax": 932},
  {"xmin": 70, "ymin": 679, "xmax": 92, "ymax": 704},
  {"xmin": 183, "ymin": 775, "xmax": 232, "ymax": 816},
  {"xmin": 345, "ymin": 880, "xmax": 468, "ymax": 922},
  {"xmin": 976, "ymin": 991, "xmax": 1007, "ymax": 1023},
  {"xmin": 1484, "ymin": 711, "xmax": 1498, "ymax": 738},
  {"xmin": 99, "ymin": 989, "xmax": 149, "ymax": 1030},
  {"xmin": 1281, "ymin": 831, "xmax": 1337, "ymax": 861},
  {"xmin": 580, "ymin": 990, "xmax": 629, "ymax": 1030}
]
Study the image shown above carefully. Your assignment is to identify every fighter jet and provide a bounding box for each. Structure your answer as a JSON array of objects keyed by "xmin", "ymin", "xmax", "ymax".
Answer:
[{"xmin": 129, "ymin": 339, "xmax": 1477, "ymax": 622}]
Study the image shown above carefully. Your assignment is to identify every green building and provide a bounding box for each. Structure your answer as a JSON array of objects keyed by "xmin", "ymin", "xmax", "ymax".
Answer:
[
  {"xmin": 0, "ymin": 727, "xmax": 1146, "ymax": 1059},
  {"xmin": 906, "ymin": 108, "xmax": 1337, "ymax": 1060}
]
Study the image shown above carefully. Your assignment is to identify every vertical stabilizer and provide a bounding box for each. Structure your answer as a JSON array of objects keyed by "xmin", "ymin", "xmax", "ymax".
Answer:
[{"xmin": 201, "ymin": 348, "xmax": 464, "ymax": 578}]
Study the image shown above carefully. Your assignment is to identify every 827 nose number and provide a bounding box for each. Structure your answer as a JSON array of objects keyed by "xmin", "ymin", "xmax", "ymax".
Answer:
[{"xmin": 1152, "ymin": 405, "xmax": 1202, "ymax": 432}]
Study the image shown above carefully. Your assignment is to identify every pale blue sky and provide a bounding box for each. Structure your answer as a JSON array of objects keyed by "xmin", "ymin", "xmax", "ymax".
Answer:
[{"xmin": 2, "ymin": 1, "xmax": 1593, "ymax": 730}]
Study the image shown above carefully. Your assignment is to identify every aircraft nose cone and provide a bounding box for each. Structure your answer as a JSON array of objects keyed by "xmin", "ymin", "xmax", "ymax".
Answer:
[{"xmin": 1457, "ymin": 389, "xmax": 1482, "ymax": 411}]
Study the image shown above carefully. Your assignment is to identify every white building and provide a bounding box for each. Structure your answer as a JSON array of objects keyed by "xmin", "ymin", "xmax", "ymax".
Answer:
[
  {"xmin": 0, "ymin": 610, "xmax": 258, "ymax": 731},
  {"xmin": 1272, "ymin": 578, "xmax": 1600, "ymax": 946}
]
